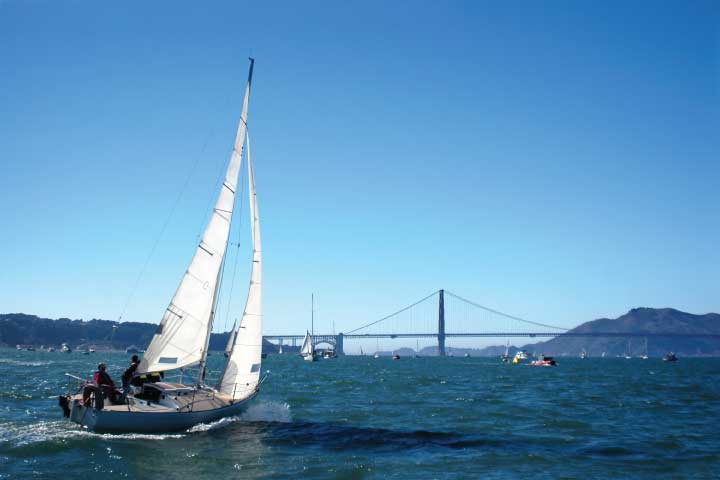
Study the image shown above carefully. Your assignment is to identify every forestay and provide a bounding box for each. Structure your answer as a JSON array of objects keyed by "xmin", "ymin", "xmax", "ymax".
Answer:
[
  {"xmin": 218, "ymin": 133, "xmax": 263, "ymax": 399},
  {"xmin": 138, "ymin": 60, "xmax": 255, "ymax": 375}
]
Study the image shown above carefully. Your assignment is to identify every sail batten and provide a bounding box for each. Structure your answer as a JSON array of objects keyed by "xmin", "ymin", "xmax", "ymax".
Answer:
[{"xmin": 138, "ymin": 59, "xmax": 255, "ymax": 376}]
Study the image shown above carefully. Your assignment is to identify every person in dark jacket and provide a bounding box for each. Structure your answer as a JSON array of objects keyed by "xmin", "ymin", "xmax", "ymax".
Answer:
[{"xmin": 121, "ymin": 355, "xmax": 140, "ymax": 389}]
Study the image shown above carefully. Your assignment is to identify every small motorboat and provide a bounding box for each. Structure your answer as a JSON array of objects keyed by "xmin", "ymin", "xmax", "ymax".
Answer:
[
  {"xmin": 663, "ymin": 352, "xmax": 678, "ymax": 362},
  {"xmin": 512, "ymin": 350, "xmax": 529, "ymax": 364},
  {"xmin": 464, "ymin": 353, "xmax": 470, "ymax": 358},
  {"xmin": 530, "ymin": 355, "xmax": 557, "ymax": 367},
  {"xmin": 580, "ymin": 349, "xmax": 587, "ymax": 359},
  {"xmin": 60, "ymin": 343, "xmax": 72, "ymax": 353},
  {"xmin": 392, "ymin": 353, "xmax": 400, "ymax": 360},
  {"xmin": 373, "ymin": 353, "xmax": 380, "ymax": 359},
  {"xmin": 322, "ymin": 349, "xmax": 337, "ymax": 359}
]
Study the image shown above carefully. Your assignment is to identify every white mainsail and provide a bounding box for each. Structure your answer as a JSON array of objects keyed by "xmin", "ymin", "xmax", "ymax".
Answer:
[
  {"xmin": 217, "ymin": 132, "xmax": 263, "ymax": 399},
  {"xmin": 300, "ymin": 331, "xmax": 313, "ymax": 356},
  {"xmin": 138, "ymin": 60, "xmax": 254, "ymax": 375}
]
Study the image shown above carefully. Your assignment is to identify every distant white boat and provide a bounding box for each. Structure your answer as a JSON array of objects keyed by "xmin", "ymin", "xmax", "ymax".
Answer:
[
  {"xmin": 300, "ymin": 331, "xmax": 317, "ymax": 362},
  {"xmin": 60, "ymin": 343, "xmax": 71, "ymax": 353},
  {"xmin": 580, "ymin": 349, "xmax": 587, "ymax": 359},
  {"xmin": 512, "ymin": 350, "xmax": 529, "ymax": 364}
]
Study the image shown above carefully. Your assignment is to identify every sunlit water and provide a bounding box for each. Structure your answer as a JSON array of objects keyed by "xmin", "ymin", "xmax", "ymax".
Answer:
[{"xmin": 1, "ymin": 349, "xmax": 718, "ymax": 479}]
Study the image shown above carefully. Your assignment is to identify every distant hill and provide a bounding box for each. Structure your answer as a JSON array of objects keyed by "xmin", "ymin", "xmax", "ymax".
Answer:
[
  {"xmin": 522, "ymin": 308, "xmax": 720, "ymax": 357},
  {"xmin": 0, "ymin": 313, "xmax": 276, "ymax": 352}
]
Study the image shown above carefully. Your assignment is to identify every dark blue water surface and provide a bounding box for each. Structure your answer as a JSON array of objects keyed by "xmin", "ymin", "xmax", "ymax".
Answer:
[{"xmin": 1, "ymin": 349, "xmax": 719, "ymax": 479}]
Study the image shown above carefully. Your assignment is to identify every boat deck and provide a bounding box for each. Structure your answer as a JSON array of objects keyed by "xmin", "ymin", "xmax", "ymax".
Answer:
[{"xmin": 72, "ymin": 384, "xmax": 236, "ymax": 413}]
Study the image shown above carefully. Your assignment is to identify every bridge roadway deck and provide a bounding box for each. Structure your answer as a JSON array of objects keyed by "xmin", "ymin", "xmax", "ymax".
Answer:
[{"xmin": 264, "ymin": 332, "xmax": 720, "ymax": 340}]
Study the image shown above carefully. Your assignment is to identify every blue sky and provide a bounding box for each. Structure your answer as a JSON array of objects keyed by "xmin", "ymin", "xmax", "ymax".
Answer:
[{"xmin": 1, "ymin": 1, "xmax": 718, "ymax": 344}]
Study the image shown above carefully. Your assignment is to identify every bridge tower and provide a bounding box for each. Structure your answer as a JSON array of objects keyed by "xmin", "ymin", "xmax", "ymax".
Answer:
[
  {"xmin": 335, "ymin": 333, "xmax": 344, "ymax": 355},
  {"xmin": 438, "ymin": 289, "xmax": 446, "ymax": 356}
]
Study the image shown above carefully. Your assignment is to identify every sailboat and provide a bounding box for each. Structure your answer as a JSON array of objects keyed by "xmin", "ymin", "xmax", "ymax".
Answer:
[
  {"xmin": 61, "ymin": 59, "xmax": 263, "ymax": 432},
  {"xmin": 300, "ymin": 294, "xmax": 318, "ymax": 361},
  {"xmin": 501, "ymin": 341, "xmax": 510, "ymax": 363},
  {"xmin": 300, "ymin": 330, "xmax": 317, "ymax": 362},
  {"xmin": 640, "ymin": 338, "xmax": 648, "ymax": 359}
]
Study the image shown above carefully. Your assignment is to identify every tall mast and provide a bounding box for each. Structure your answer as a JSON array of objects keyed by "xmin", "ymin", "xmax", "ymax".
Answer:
[{"xmin": 311, "ymin": 293, "xmax": 314, "ymax": 339}]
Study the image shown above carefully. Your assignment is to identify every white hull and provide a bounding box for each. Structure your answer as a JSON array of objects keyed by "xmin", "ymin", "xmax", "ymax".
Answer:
[{"xmin": 69, "ymin": 391, "xmax": 257, "ymax": 433}]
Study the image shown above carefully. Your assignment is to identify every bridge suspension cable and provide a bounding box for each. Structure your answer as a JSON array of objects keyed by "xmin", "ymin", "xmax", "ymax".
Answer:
[
  {"xmin": 444, "ymin": 290, "xmax": 568, "ymax": 331},
  {"xmin": 344, "ymin": 290, "xmax": 439, "ymax": 334}
]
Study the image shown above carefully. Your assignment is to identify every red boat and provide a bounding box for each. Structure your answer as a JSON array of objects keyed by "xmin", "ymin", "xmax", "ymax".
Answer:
[{"xmin": 530, "ymin": 355, "xmax": 557, "ymax": 367}]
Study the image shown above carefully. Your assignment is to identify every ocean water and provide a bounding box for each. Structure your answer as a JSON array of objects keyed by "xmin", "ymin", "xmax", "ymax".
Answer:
[{"xmin": 0, "ymin": 349, "xmax": 718, "ymax": 479}]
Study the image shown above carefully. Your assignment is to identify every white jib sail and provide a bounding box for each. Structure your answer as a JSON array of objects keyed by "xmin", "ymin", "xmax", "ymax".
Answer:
[
  {"xmin": 138, "ymin": 60, "xmax": 254, "ymax": 375},
  {"xmin": 218, "ymin": 132, "xmax": 263, "ymax": 400},
  {"xmin": 300, "ymin": 331, "xmax": 313, "ymax": 356}
]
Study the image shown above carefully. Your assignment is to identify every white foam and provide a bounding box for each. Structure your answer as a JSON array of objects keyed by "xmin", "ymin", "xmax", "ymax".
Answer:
[
  {"xmin": 0, "ymin": 420, "xmax": 185, "ymax": 447},
  {"xmin": 240, "ymin": 401, "xmax": 292, "ymax": 423},
  {"xmin": 187, "ymin": 415, "xmax": 241, "ymax": 433}
]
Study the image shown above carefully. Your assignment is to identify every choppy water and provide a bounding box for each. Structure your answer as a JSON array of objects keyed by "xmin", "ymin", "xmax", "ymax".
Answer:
[{"xmin": 1, "ymin": 349, "xmax": 718, "ymax": 479}]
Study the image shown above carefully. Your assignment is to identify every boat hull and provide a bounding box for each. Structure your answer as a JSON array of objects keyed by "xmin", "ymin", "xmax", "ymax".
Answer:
[{"xmin": 68, "ymin": 393, "xmax": 257, "ymax": 433}]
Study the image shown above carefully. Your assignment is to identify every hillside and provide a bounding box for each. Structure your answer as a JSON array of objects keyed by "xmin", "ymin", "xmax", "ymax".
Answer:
[
  {"xmin": 0, "ymin": 313, "xmax": 262, "ymax": 352},
  {"xmin": 522, "ymin": 308, "xmax": 720, "ymax": 357}
]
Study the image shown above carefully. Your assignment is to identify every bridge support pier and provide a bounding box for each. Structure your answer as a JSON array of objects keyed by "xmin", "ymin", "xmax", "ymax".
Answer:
[
  {"xmin": 335, "ymin": 333, "xmax": 344, "ymax": 355},
  {"xmin": 438, "ymin": 289, "xmax": 446, "ymax": 356}
]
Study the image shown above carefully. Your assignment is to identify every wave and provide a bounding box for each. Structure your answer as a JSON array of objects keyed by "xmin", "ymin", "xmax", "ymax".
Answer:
[
  {"xmin": 0, "ymin": 358, "xmax": 54, "ymax": 367},
  {"xmin": 186, "ymin": 401, "xmax": 292, "ymax": 433}
]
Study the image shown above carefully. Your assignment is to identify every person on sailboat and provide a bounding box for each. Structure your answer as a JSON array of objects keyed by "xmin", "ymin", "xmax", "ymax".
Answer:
[
  {"xmin": 82, "ymin": 362, "xmax": 118, "ymax": 407},
  {"xmin": 121, "ymin": 355, "xmax": 140, "ymax": 390}
]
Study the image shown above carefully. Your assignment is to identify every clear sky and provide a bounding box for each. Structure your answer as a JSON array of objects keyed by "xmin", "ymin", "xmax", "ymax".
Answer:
[{"xmin": 1, "ymin": 1, "xmax": 718, "ymax": 343}]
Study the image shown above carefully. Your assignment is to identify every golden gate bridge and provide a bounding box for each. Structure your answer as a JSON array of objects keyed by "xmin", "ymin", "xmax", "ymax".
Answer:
[{"xmin": 263, "ymin": 289, "xmax": 719, "ymax": 355}]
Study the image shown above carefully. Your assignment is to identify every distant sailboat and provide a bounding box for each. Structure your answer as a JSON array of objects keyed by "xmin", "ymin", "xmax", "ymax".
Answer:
[
  {"xmin": 301, "ymin": 294, "xmax": 318, "ymax": 361},
  {"xmin": 640, "ymin": 338, "xmax": 648, "ymax": 359},
  {"xmin": 61, "ymin": 59, "xmax": 263, "ymax": 432},
  {"xmin": 501, "ymin": 341, "xmax": 510, "ymax": 363},
  {"xmin": 300, "ymin": 331, "xmax": 316, "ymax": 361}
]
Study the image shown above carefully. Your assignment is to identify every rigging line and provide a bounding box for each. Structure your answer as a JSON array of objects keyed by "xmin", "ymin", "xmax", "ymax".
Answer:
[
  {"xmin": 117, "ymin": 130, "xmax": 217, "ymax": 323},
  {"xmin": 444, "ymin": 290, "xmax": 568, "ymax": 331},
  {"xmin": 345, "ymin": 290, "xmax": 440, "ymax": 334}
]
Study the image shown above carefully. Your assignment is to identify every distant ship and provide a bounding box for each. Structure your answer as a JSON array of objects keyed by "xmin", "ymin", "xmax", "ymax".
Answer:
[
  {"xmin": 663, "ymin": 352, "xmax": 678, "ymax": 362},
  {"xmin": 512, "ymin": 350, "xmax": 529, "ymax": 364},
  {"xmin": 530, "ymin": 355, "xmax": 557, "ymax": 367}
]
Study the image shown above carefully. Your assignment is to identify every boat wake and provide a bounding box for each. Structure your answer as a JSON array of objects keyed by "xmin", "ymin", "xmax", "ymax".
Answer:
[
  {"xmin": 185, "ymin": 401, "xmax": 292, "ymax": 433},
  {"xmin": 0, "ymin": 420, "xmax": 184, "ymax": 448}
]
